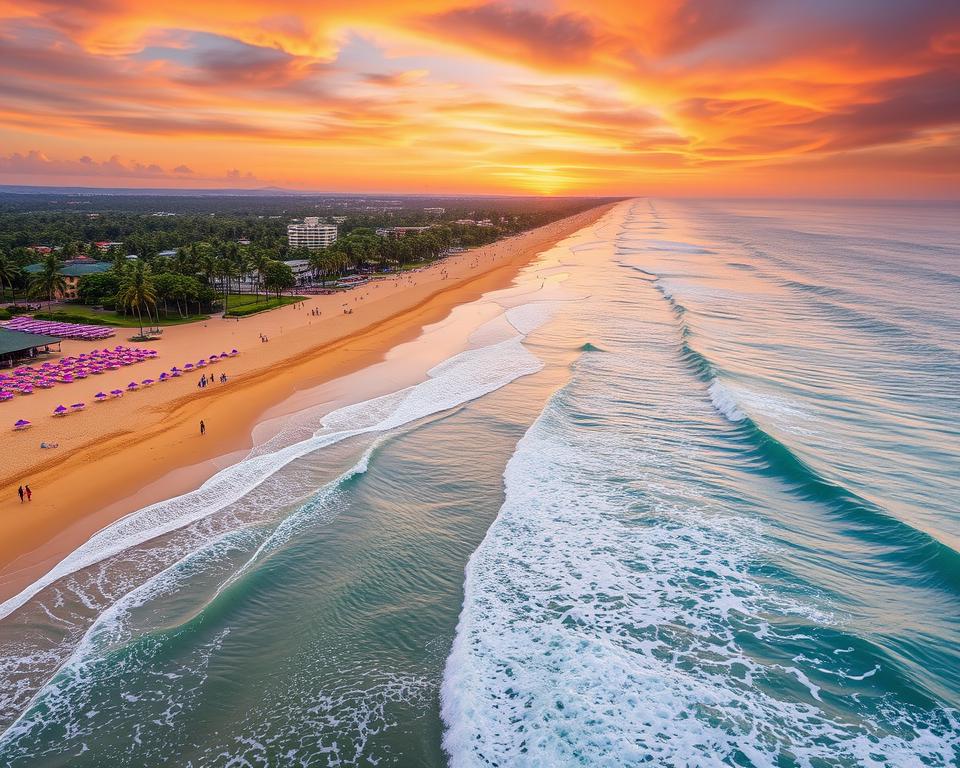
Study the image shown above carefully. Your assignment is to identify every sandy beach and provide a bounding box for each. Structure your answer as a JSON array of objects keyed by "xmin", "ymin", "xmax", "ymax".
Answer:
[{"xmin": 0, "ymin": 204, "xmax": 612, "ymax": 600}]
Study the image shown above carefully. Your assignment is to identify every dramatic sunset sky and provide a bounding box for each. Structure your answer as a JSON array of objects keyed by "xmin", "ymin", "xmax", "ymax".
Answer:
[{"xmin": 1, "ymin": 0, "xmax": 958, "ymax": 195}]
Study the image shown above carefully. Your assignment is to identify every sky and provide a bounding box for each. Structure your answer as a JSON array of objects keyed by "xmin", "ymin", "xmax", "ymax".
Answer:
[{"xmin": 0, "ymin": 0, "xmax": 958, "ymax": 196}]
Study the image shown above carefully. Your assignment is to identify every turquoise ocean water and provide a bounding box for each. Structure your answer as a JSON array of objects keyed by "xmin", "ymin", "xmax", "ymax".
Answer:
[{"xmin": 0, "ymin": 199, "xmax": 957, "ymax": 766}]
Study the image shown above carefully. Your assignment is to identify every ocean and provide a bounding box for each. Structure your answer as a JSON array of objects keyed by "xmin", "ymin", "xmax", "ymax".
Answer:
[{"xmin": 0, "ymin": 198, "xmax": 957, "ymax": 766}]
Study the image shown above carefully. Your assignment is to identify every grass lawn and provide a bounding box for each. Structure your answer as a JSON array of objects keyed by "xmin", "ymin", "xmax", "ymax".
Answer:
[
  {"xmin": 223, "ymin": 294, "xmax": 305, "ymax": 317},
  {"xmin": 36, "ymin": 305, "xmax": 209, "ymax": 327}
]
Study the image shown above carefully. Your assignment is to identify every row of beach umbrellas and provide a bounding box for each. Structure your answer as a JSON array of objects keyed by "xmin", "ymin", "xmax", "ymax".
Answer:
[
  {"xmin": 0, "ymin": 346, "xmax": 158, "ymax": 398},
  {"xmin": 10, "ymin": 349, "xmax": 239, "ymax": 429},
  {"xmin": 4, "ymin": 316, "xmax": 116, "ymax": 340}
]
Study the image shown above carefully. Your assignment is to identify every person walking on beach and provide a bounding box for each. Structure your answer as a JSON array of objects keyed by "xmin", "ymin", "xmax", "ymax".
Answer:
[
  {"xmin": 200, "ymin": 420, "xmax": 206, "ymax": 436},
  {"xmin": 25, "ymin": 485, "xmax": 31, "ymax": 501},
  {"xmin": 18, "ymin": 485, "xmax": 24, "ymax": 503}
]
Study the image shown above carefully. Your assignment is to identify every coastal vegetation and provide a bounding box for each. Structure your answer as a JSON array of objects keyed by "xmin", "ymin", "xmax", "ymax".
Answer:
[{"xmin": 0, "ymin": 193, "xmax": 619, "ymax": 325}]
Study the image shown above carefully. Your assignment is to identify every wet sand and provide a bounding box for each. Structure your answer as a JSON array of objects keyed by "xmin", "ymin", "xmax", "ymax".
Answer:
[{"xmin": 0, "ymin": 204, "xmax": 612, "ymax": 600}]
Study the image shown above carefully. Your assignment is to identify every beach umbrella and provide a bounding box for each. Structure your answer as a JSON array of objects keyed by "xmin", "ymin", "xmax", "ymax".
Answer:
[
  {"xmin": 71, "ymin": 402, "xmax": 86, "ymax": 411},
  {"xmin": 13, "ymin": 419, "xmax": 30, "ymax": 430},
  {"xmin": 53, "ymin": 404, "xmax": 68, "ymax": 416},
  {"xmin": 95, "ymin": 392, "xmax": 107, "ymax": 401},
  {"xmin": 230, "ymin": 349, "xmax": 239, "ymax": 356},
  {"xmin": 110, "ymin": 389, "xmax": 123, "ymax": 397},
  {"xmin": 184, "ymin": 363, "xmax": 194, "ymax": 370},
  {"xmin": 158, "ymin": 372, "xmax": 169, "ymax": 381},
  {"xmin": 209, "ymin": 354, "xmax": 219, "ymax": 361},
  {"xmin": 127, "ymin": 381, "xmax": 139, "ymax": 390},
  {"xmin": 142, "ymin": 378, "xmax": 154, "ymax": 387}
]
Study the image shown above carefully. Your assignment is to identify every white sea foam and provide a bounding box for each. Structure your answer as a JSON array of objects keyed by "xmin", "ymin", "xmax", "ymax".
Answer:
[
  {"xmin": 442, "ymin": 336, "xmax": 955, "ymax": 766},
  {"xmin": 0, "ymin": 333, "xmax": 544, "ymax": 625},
  {"xmin": 708, "ymin": 379, "xmax": 747, "ymax": 422}
]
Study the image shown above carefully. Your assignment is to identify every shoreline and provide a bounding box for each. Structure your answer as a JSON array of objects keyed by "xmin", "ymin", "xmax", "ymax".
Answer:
[{"xmin": 0, "ymin": 203, "xmax": 613, "ymax": 601}]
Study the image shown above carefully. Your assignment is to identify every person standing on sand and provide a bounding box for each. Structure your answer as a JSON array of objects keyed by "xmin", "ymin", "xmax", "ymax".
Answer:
[
  {"xmin": 25, "ymin": 485, "xmax": 31, "ymax": 501},
  {"xmin": 200, "ymin": 420, "xmax": 206, "ymax": 436},
  {"xmin": 18, "ymin": 485, "xmax": 24, "ymax": 503}
]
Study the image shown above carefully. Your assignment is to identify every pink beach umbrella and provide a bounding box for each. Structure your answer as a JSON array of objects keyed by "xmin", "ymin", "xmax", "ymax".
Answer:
[
  {"xmin": 53, "ymin": 404, "xmax": 68, "ymax": 416},
  {"xmin": 13, "ymin": 419, "xmax": 31, "ymax": 431},
  {"xmin": 0, "ymin": 391, "xmax": 13, "ymax": 402}
]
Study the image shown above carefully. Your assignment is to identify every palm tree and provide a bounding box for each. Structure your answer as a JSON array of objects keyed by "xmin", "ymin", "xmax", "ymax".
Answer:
[
  {"xmin": 308, "ymin": 248, "xmax": 328, "ymax": 286},
  {"xmin": 172, "ymin": 246, "xmax": 194, "ymax": 276},
  {"xmin": 111, "ymin": 250, "xmax": 128, "ymax": 276},
  {"xmin": 249, "ymin": 248, "xmax": 272, "ymax": 302},
  {"xmin": 28, "ymin": 253, "xmax": 67, "ymax": 309},
  {"xmin": 118, "ymin": 260, "xmax": 158, "ymax": 337},
  {"xmin": 217, "ymin": 256, "xmax": 237, "ymax": 314},
  {"xmin": 0, "ymin": 251, "xmax": 21, "ymax": 302}
]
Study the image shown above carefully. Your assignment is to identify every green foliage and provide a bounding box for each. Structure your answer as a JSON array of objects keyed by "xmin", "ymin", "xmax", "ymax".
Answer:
[
  {"xmin": 0, "ymin": 250, "xmax": 21, "ymax": 300},
  {"xmin": 77, "ymin": 271, "xmax": 121, "ymax": 305},
  {"xmin": 117, "ymin": 260, "xmax": 158, "ymax": 336},
  {"xmin": 261, "ymin": 260, "xmax": 296, "ymax": 297},
  {"xmin": 28, "ymin": 253, "xmax": 67, "ymax": 307}
]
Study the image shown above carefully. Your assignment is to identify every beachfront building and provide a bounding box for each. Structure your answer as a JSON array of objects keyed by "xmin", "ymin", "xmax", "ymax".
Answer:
[
  {"xmin": 375, "ymin": 226, "xmax": 433, "ymax": 239},
  {"xmin": 0, "ymin": 328, "xmax": 62, "ymax": 367},
  {"xmin": 282, "ymin": 260, "xmax": 314, "ymax": 286},
  {"xmin": 287, "ymin": 217, "xmax": 337, "ymax": 250},
  {"xmin": 23, "ymin": 259, "xmax": 112, "ymax": 300}
]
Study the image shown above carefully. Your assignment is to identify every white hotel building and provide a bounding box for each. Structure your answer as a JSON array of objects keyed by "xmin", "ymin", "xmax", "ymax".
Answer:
[{"xmin": 287, "ymin": 217, "xmax": 338, "ymax": 250}]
